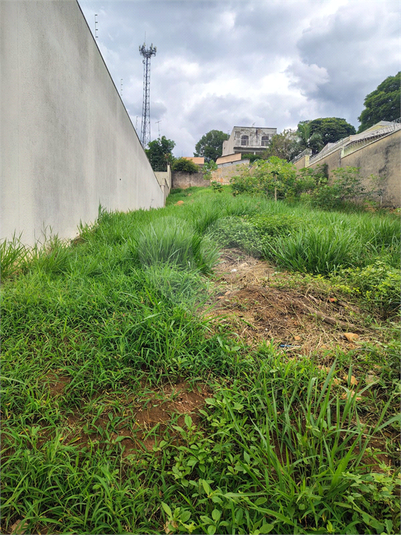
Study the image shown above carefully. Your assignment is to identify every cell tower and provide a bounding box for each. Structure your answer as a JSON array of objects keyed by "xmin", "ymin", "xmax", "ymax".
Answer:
[{"xmin": 139, "ymin": 43, "xmax": 157, "ymax": 147}]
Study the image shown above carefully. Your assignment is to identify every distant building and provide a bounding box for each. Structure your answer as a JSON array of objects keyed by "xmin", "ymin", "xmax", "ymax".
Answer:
[
  {"xmin": 183, "ymin": 156, "xmax": 205, "ymax": 166},
  {"xmin": 215, "ymin": 153, "xmax": 243, "ymax": 166},
  {"xmin": 222, "ymin": 126, "xmax": 277, "ymax": 157}
]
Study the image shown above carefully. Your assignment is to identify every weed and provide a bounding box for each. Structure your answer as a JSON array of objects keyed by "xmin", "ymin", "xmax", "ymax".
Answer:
[
  {"xmin": 331, "ymin": 260, "xmax": 401, "ymax": 316},
  {"xmin": 1, "ymin": 186, "xmax": 400, "ymax": 534},
  {"xmin": 135, "ymin": 216, "xmax": 219, "ymax": 273},
  {"xmin": 0, "ymin": 234, "xmax": 28, "ymax": 281},
  {"xmin": 207, "ymin": 216, "xmax": 265, "ymax": 255}
]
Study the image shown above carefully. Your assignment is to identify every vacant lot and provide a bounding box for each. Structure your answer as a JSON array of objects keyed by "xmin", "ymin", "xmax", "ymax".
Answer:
[{"xmin": 1, "ymin": 187, "xmax": 400, "ymax": 534}]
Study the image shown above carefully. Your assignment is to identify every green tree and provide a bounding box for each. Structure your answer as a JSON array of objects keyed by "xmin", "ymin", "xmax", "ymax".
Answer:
[
  {"xmin": 358, "ymin": 72, "xmax": 401, "ymax": 132},
  {"xmin": 295, "ymin": 121, "xmax": 324, "ymax": 155},
  {"xmin": 171, "ymin": 158, "xmax": 199, "ymax": 174},
  {"xmin": 145, "ymin": 136, "xmax": 175, "ymax": 171},
  {"xmin": 262, "ymin": 129, "xmax": 299, "ymax": 161},
  {"xmin": 202, "ymin": 160, "xmax": 218, "ymax": 180},
  {"xmin": 308, "ymin": 117, "xmax": 356, "ymax": 144},
  {"xmin": 231, "ymin": 157, "xmax": 298, "ymax": 199},
  {"xmin": 194, "ymin": 130, "xmax": 229, "ymax": 162}
]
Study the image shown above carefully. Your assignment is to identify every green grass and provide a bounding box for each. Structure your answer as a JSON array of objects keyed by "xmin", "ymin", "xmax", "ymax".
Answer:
[
  {"xmin": 264, "ymin": 226, "xmax": 359, "ymax": 275},
  {"xmin": 0, "ymin": 234, "xmax": 28, "ymax": 281},
  {"xmin": 1, "ymin": 187, "xmax": 400, "ymax": 534}
]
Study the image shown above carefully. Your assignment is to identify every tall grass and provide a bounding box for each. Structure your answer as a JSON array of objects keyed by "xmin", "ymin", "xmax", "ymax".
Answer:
[
  {"xmin": 160, "ymin": 354, "xmax": 400, "ymax": 534},
  {"xmin": 1, "ymin": 187, "xmax": 400, "ymax": 534},
  {"xmin": 264, "ymin": 226, "xmax": 359, "ymax": 275},
  {"xmin": 0, "ymin": 234, "xmax": 28, "ymax": 281},
  {"xmin": 135, "ymin": 216, "xmax": 220, "ymax": 273}
]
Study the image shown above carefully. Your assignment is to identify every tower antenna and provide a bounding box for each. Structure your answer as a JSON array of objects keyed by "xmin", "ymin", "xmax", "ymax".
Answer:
[
  {"xmin": 139, "ymin": 42, "xmax": 157, "ymax": 147},
  {"xmin": 95, "ymin": 14, "xmax": 98, "ymax": 39}
]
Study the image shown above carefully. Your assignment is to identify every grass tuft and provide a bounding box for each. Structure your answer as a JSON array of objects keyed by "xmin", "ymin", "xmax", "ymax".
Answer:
[
  {"xmin": 136, "ymin": 216, "xmax": 220, "ymax": 273},
  {"xmin": 1, "ymin": 186, "xmax": 399, "ymax": 534},
  {"xmin": 0, "ymin": 234, "xmax": 28, "ymax": 281}
]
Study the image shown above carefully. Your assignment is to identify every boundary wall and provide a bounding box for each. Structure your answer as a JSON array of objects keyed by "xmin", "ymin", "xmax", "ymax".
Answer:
[
  {"xmin": 212, "ymin": 161, "xmax": 250, "ymax": 184},
  {"xmin": 293, "ymin": 129, "xmax": 400, "ymax": 207},
  {"xmin": 172, "ymin": 172, "xmax": 210, "ymax": 189},
  {"xmin": 154, "ymin": 166, "xmax": 172, "ymax": 202},
  {"xmin": 171, "ymin": 160, "xmax": 251, "ymax": 189},
  {"xmin": 0, "ymin": 0, "xmax": 164, "ymax": 246}
]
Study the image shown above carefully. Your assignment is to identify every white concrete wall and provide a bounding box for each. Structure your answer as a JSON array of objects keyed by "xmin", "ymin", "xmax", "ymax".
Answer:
[
  {"xmin": 155, "ymin": 165, "xmax": 172, "ymax": 202},
  {"xmin": 0, "ymin": 0, "xmax": 164, "ymax": 246}
]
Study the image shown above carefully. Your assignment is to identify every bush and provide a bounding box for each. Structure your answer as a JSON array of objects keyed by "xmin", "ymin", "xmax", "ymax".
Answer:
[
  {"xmin": 229, "ymin": 157, "xmax": 328, "ymax": 201},
  {"xmin": 309, "ymin": 167, "xmax": 381, "ymax": 210},
  {"xmin": 172, "ymin": 158, "xmax": 199, "ymax": 174},
  {"xmin": 294, "ymin": 164, "xmax": 328, "ymax": 199},
  {"xmin": 210, "ymin": 181, "xmax": 223, "ymax": 193},
  {"xmin": 231, "ymin": 157, "xmax": 297, "ymax": 199},
  {"xmin": 331, "ymin": 260, "xmax": 401, "ymax": 315}
]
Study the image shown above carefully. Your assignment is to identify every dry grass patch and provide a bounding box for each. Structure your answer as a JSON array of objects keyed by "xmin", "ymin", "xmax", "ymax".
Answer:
[{"xmin": 205, "ymin": 249, "xmax": 386, "ymax": 357}]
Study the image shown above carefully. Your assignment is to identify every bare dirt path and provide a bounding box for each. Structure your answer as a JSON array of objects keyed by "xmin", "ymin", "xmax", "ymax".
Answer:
[{"xmin": 205, "ymin": 249, "xmax": 379, "ymax": 359}]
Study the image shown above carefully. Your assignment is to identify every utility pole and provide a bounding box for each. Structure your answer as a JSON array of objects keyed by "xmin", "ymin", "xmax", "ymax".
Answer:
[
  {"xmin": 156, "ymin": 120, "xmax": 161, "ymax": 138},
  {"xmin": 139, "ymin": 43, "xmax": 157, "ymax": 147}
]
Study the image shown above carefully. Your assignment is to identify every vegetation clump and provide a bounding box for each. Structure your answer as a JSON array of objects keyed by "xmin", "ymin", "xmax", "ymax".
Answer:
[
  {"xmin": 358, "ymin": 72, "xmax": 401, "ymax": 132},
  {"xmin": 1, "ymin": 187, "xmax": 400, "ymax": 534},
  {"xmin": 172, "ymin": 158, "xmax": 199, "ymax": 174},
  {"xmin": 231, "ymin": 157, "xmax": 383, "ymax": 210}
]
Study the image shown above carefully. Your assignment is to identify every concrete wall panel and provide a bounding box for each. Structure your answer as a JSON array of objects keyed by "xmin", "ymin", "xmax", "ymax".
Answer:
[
  {"xmin": 212, "ymin": 162, "xmax": 250, "ymax": 184},
  {"xmin": 304, "ymin": 131, "xmax": 400, "ymax": 207},
  {"xmin": 0, "ymin": 0, "xmax": 163, "ymax": 245},
  {"xmin": 341, "ymin": 130, "xmax": 401, "ymax": 207}
]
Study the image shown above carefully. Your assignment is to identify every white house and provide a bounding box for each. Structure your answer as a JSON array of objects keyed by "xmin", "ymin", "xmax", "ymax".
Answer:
[{"xmin": 222, "ymin": 126, "xmax": 277, "ymax": 157}]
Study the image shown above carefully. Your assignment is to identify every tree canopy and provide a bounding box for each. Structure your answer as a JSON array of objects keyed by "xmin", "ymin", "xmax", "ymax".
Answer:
[
  {"xmin": 171, "ymin": 158, "xmax": 199, "ymax": 174},
  {"xmin": 307, "ymin": 117, "xmax": 356, "ymax": 144},
  {"xmin": 262, "ymin": 129, "xmax": 299, "ymax": 161},
  {"xmin": 295, "ymin": 122, "xmax": 324, "ymax": 155},
  {"xmin": 145, "ymin": 136, "xmax": 175, "ymax": 172},
  {"xmin": 358, "ymin": 72, "xmax": 401, "ymax": 133},
  {"xmin": 292, "ymin": 117, "xmax": 356, "ymax": 157},
  {"xmin": 194, "ymin": 130, "xmax": 229, "ymax": 162}
]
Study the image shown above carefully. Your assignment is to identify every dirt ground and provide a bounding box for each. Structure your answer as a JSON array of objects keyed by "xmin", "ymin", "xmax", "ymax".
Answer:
[
  {"xmin": 205, "ymin": 248, "xmax": 376, "ymax": 357},
  {"xmin": 43, "ymin": 375, "xmax": 212, "ymax": 455},
  {"xmin": 41, "ymin": 250, "xmax": 389, "ymax": 459}
]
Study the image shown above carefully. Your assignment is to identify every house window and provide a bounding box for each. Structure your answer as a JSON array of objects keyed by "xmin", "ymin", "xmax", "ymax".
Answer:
[
  {"xmin": 241, "ymin": 135, "xmax": 249, "ymax": 146},
  {"xmin": 261, "ymin": 135, "xmax": 269, "ymax": 146}
]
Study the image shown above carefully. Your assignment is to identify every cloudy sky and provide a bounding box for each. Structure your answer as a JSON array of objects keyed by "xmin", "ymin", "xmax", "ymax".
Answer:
[{"xmin": 78, "ymin": 0, "xmax": 400, "ymax": 157}]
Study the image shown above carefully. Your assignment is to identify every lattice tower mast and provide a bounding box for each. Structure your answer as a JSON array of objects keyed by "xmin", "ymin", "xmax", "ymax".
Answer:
[{"xmin": 139, "ymin": 43, "xmax": 157, "ymax": 147}]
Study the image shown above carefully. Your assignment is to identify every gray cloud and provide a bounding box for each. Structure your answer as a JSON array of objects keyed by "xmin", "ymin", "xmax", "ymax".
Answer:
[
  {"xmin": 79, "ymin": 0, "xmax": 400, "ymax": 155},
  {"xmin": 287, "ymin": 0, "xmax": 401, "ymax": 125}
]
